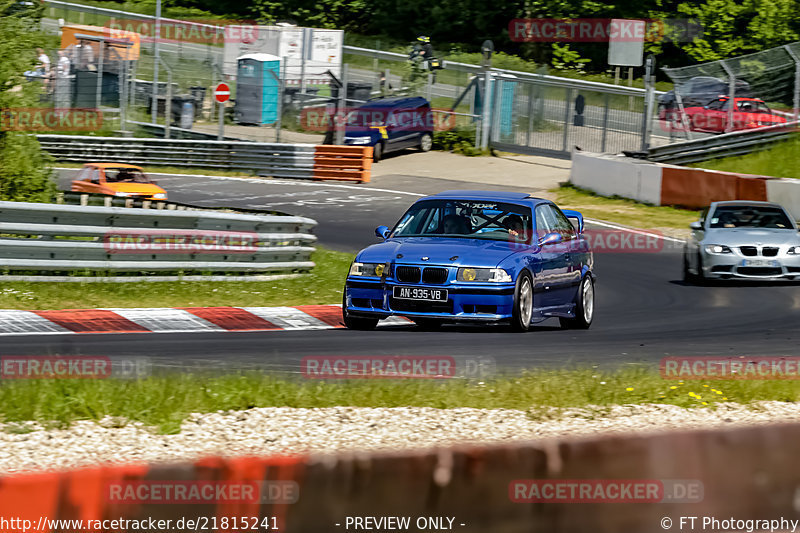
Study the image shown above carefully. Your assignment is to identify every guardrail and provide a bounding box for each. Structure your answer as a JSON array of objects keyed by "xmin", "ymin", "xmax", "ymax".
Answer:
[
  {"xmin": 37, "ymin": 135, "xmax": 373, "ymax": 182},
  {"xmin": 647, "ymin": 121, "xmax": 800, "ymax": 165},
  {"xmin": 0, "ymin": 201, "xmax": 316, "ymax": 280}
]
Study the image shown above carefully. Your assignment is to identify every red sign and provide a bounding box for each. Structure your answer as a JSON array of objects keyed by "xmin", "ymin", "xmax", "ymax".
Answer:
[{"xmin": 214, "ymin": 83, "xmax": 230, "ymax": 103}]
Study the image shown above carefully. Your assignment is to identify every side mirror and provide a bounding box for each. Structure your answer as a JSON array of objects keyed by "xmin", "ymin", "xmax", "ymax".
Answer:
[
  {"xmin": 561, "ymin": 209, "xmax": 584, "ymax": 233},
  {"xmin": 375, "ymin": 225, "xmax": 390, "ymax": 240},
  {"xmin": 690, "ymin": 221, "xmax": 702, "ymax": 230},
  {"xmin": 538, "ymin": 232, "xmax": 563, "ymax": 247}
]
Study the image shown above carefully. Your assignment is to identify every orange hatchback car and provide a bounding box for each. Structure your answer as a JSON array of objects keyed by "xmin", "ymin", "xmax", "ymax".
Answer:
[{"xmin": 71, "ymin": 163, "xmax": 168, "ymax": 200}]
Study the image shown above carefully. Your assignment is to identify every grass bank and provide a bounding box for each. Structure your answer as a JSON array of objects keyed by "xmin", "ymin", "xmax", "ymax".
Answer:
[
  {"xmin": 691, "ymin": 137, "xmax": 800, "ymax": 179},
  {"xmin": 1, "ymin": 366, "xmax": 794, "ymax": 434},
  {"xmin": 0, "ymin": 248, "xmax": 353, "ymax": 310},
  {"xmin": 553, "ymin": 184, "xmax": 700, "ymax": 230}
]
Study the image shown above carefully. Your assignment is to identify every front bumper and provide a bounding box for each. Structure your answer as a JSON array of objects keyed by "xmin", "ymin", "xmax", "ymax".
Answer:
[
  {"xmin": 344, "ymin": 278, "xmax": 515, "ymax": 322},
  {"xmin": 701, "ymin": 250, "xmax": 800, "ymax": 280}
]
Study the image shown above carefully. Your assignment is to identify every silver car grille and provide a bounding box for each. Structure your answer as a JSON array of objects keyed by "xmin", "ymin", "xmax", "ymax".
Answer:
[{"xmin": 739, "ymin": 246, "xmax": 780, "ymax": 257}]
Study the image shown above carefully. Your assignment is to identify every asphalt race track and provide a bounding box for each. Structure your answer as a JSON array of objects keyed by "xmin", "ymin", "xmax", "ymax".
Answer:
[{"xmin": 17, "ymin": 170, "xmax": 800, "ymax": 371}]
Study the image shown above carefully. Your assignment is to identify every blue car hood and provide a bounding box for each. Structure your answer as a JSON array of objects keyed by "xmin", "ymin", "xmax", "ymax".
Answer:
[{"xmin": 357, "ymin": 237, "xmax": 520, "ymax": 268}]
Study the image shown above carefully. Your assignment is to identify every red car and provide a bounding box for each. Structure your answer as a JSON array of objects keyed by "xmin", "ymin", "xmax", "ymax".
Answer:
[{"xmin": 661, "ymin": 97, "xmax": 787, "ymax": 134}]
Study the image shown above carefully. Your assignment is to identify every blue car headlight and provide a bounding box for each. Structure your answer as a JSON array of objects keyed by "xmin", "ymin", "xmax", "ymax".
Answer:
[
  {"xmin": 349, "ymin": 262, "xmax": 389, "ymax": 277},
  {"xmin": 346, "ymin": 136, "xmax": 373, "ymax": 145},
  {"xmin": 704, "ymin": 244, "xmax": 732, "ymax": 254},
  {"xmin": 457, "ymin": 267, "xmax": 512, "ymax": 282}
]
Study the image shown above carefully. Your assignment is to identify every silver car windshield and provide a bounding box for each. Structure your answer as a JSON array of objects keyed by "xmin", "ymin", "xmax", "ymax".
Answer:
[{"xmin": 709, "ymin": 205, "xmax": 794, "ymax": 229}]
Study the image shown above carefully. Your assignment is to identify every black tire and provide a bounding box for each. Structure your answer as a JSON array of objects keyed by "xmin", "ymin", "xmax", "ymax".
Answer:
[
  {"xmin": 419, "ymin": 132, "xmax": 433, "ymax": 152},
  {"xmin": 342, "ymin": 292, "xmax": 378, "ymax": 330},
  {"xmin": 683, "ymin": 252, "xmax": 697, "ymax": 283},
  {"xmin": 560, "ymin": 275, "xmax": 594, "ymax": 330},
  {"xmin": 373, "ymin": 142, "xmax": 383, "ymax": 162},
  {"xmin": 695, "ymin": 252, "xmax": 708, "ymax": 286},
  {"xmin": 414, "ymin": 318, "xmax": 442, "ymax": 330},
  {"xmin": 510, "ymin": 271, "xmax": 534, "ymax": 332}
]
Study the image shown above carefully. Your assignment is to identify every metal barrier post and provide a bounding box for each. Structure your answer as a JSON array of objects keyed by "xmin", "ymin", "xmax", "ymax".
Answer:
[
  {"xmin": 601, "ymin": 93, "xmax": 609, "ymax": 152},
  {"xmin": 151, "ymin": 0, "xmax": 162, "ymax": 124},
  {"xmin": 480, "ymin": 70, "xmax": 491, "ymax": 150},
  {"xmin": 562, "ymin": 87, "xmax": 572, "ymax": 153},
  {"xmin": 95, "ymin": 41, "xmax": 104, "ymax": 110},
  {"xmin": 277, "ymin": 57, "xmax": 287, "ymax": 143},
  {"xmin": 784, "ymin": 45, "xmax": 800, "ymax": 122},
  {"xmin": 640, "ymin": 55, "xmax": 655, "ymax": 151},
  {"xmin": 335, "ymin": 64, "xmax": 348, "ymax": 145},
  {"xmin": 158, "ymin": 57, "xmax": 172, "ymax": 139},
  {"xmin": 721, "ymin": 61, "xmax": 735, "ymax": 133}
]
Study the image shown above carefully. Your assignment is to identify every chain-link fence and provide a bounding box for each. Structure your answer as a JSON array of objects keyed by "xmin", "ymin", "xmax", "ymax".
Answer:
[
  {"xmin": 31, "ymin": 0, "xmax": 680, "ymax": 156},
  {"xmin": 660, "ymin": 43, "xmax": 800, "ymax": 139}
]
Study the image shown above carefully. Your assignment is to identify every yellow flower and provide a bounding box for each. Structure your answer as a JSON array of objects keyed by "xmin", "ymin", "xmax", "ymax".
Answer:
[
  {"xmin": 701, "ymin": 402, "xmax": 708, "ymax": 405},
  {"xmin": 626, "ymin": 387, "xmax": 634, "ymax": 391},
  {"xmin": 688, "ymin": 392, "xmax": 696, "ymax": 397},
  {"xmin": 670, "ymin": 386, "xmax": 678, "ymax": 390},
  {"xmin": 715, "ymin": 390, "xmax": 723, "ymax": 395},
  {"xmin": 703, "ymin": 384, "xmax": 709, "ymax": 388},
  {"xmin": 722, "ymin": 397, "xmax": 728, "ymax": 400}
]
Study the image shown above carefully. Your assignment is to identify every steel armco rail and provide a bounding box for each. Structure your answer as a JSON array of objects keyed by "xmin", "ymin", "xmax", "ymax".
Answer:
[
  {"xmin": 0, "ymin": 201, "xmax": 316, "ymax": 279},
  {"xmin": 647, "ymin": 121, "xmax": 800, "ymax": 165},
  {"xmin": 37, "ymin": 135, "xmax": 317, "ymax": 177}
]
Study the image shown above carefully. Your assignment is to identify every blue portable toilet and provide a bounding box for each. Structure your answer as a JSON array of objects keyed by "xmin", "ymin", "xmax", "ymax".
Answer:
[
  {"xmin": 497, "ymin": 75, "xmax": 517, "ymax": 139},
  {"xmin": 472, "ymin": 73, "xmax": 517, "ymax": 140},
  {"xmin": 234, "ymin": 53, "xmax": 280, "ymax": 126}
]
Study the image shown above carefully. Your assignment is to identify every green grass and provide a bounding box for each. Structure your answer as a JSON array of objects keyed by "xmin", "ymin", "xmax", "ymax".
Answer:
[
  {"xmin": 1, "ymin": 366, "xmax": 795, "ymax": 434},
  {"xmin": 0, "ymin": 248, "xmax": 353, "ymax": 310},
  {"xmin": 691, "ymin": 136, "xmax": 800, "ymax": 179},
  {"xmin": 553, "ymin": 184, "xmax": 700, "ymax": 230}
]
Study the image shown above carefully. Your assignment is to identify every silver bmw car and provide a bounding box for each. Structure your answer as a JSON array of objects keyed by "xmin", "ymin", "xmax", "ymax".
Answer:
[{"xmin": 683, "ymin": 201, "xmax": 800, "ymax": 282}]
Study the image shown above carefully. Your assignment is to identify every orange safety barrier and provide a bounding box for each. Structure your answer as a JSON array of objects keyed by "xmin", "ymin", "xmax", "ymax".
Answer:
[
  {"xmin": 313, "ymin": 145, "xmax": 373, "ymax": 183},
  {"xmin": 661, "ymin": 166, "xmax": 768, "ymax": 208}
]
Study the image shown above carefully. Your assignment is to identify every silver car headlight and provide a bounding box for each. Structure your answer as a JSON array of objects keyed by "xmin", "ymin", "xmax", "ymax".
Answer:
[
  {"xmin": 704, "ymin": 244, "xmax": 732, "ymax": 254},
  {"xmin": 788, "ymin": 246, "xmax": 800, "ymax": 255},
  {"xmin": 349, "ymin": 262, "xmax": 389, "ymax": 277},
  {"xmin": 152, "ymin": 193, "xmax": 167, "ymax": 199},
  {"xmin": 457, "ymin": 267, "xmax": 512, "ymax": 282},
  {"xmin": 347, "ymin": 136, "xmax": 372, "ymax": 144},
  {"xmin": 115, "ymin": 192, "xmax": 131, "ymax": 197}
]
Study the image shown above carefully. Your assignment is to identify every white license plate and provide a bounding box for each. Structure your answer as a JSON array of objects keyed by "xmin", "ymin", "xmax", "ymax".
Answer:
[
  {"xmin": 742, "ymin": 259, "xmax": 778, "ymax": 267},
  {"xmin": 393, "ymin": 286, "xmax": 448, "ymax": 302}
]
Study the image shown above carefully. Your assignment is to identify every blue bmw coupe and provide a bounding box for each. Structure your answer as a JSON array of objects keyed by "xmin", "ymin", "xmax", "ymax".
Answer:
[{"xmin": 342, "ymin": 191, "xmax": 595, "ymax": 332}]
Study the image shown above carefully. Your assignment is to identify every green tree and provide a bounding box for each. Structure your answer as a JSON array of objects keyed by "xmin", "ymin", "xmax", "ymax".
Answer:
[{"xmin": 0, "ymin": 0, "xmax": 56, "ymax": 202}]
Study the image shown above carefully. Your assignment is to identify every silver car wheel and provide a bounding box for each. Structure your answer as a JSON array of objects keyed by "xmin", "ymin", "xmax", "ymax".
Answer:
[
  {"xmin": 420, "ymin": 133, "xmax": 433, "ymax": 152},
  {"xmin": 582, "ymin": 277, "xmax": 594, "ymax": 323},
  {"xmin": 519, "ymin": 276, "xmax": 533, "ymax": 325}
]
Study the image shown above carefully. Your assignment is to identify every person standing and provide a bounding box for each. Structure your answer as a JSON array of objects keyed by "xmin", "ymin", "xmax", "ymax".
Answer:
[{"xmin": 36, "ymin": 48, "xmax": 51, "ymax": 88}]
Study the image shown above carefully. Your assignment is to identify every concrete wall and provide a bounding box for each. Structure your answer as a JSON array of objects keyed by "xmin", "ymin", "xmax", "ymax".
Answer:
[
  {"xmin": 571, "ymin": 151, "xmax": 800, "ymax": 216},
  {"xmin": 3, "ymin": 422, "xmax": 800, "ymax": 533}
]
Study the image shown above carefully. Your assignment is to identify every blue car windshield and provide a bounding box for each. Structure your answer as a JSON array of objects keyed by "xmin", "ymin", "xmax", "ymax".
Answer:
[{"xmin": 392, "ymin": 199, "xmax": 533, "ymax": 243}]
